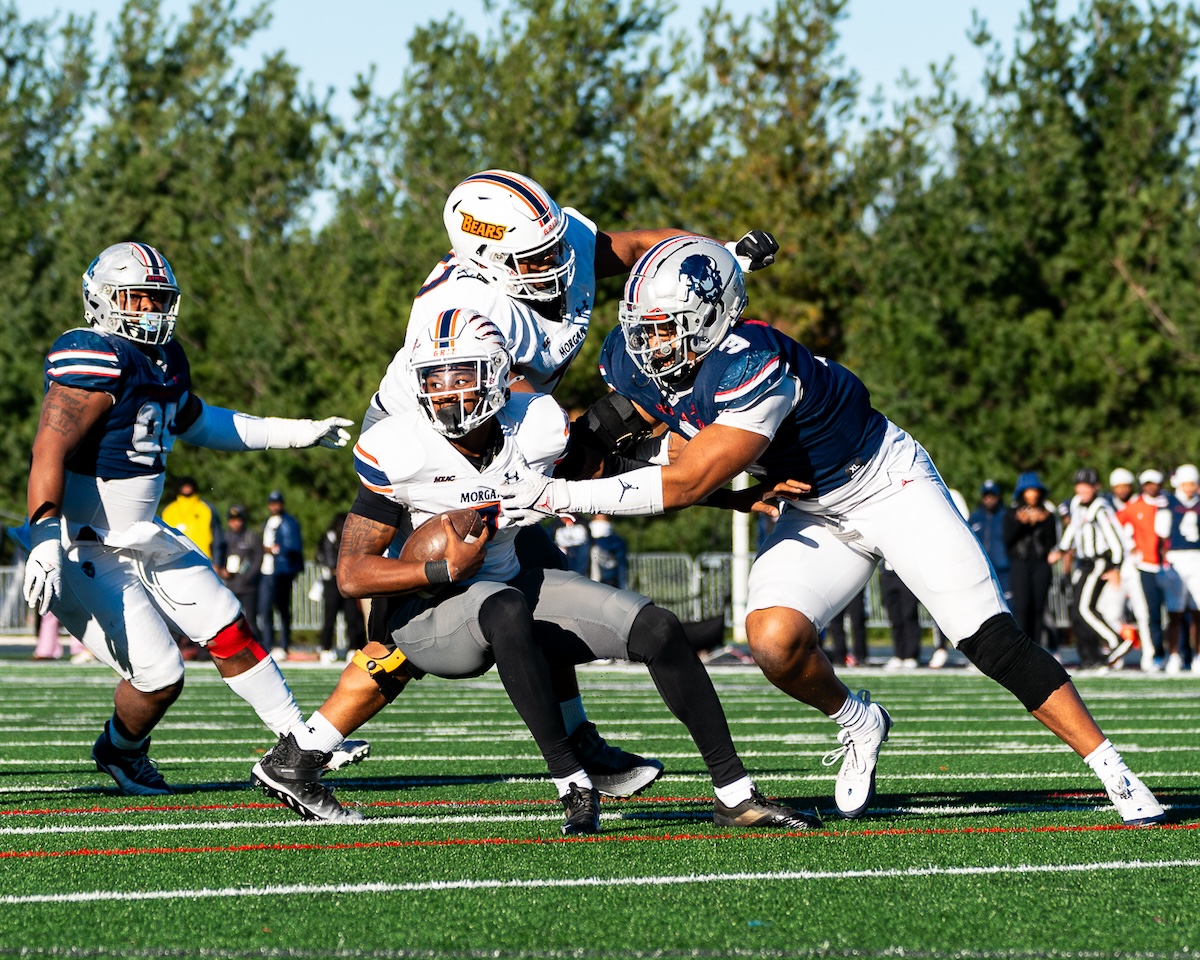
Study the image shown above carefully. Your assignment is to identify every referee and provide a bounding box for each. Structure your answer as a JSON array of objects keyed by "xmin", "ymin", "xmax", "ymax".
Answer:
[{"xmin": 1049, "ymin": 468, "xmax": 1126, "ymax": 671}]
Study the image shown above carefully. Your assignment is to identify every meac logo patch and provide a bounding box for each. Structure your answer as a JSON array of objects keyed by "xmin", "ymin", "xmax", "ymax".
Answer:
[{"xmin": 459, "ymin": 211, "xmax": 510, "ymax": 242}]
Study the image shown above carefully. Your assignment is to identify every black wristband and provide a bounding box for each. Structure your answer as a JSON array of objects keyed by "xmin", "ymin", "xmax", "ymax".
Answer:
[{"xmin": 424, "ymin": 559, "xmax": 452, "ymax": 585}]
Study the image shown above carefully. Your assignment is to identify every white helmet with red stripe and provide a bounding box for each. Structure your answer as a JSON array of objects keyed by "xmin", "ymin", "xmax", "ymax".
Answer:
[
  {"xmin": 443, "ymin": 170, "xmax": 575, "ymax": 310},
  {"xmin": 81, "ymin": 242, "xmax": 181, "ymax": 345},
  {"xmin": 408, "ymin": 308, "xmax": 512, "ymax": 438},
  {"xmin": 618, "ymin": 235, "xmax": 746, "ymax": 388}
]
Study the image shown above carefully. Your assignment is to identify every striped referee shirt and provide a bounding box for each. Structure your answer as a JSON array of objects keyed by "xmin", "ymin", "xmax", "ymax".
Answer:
[{"xmin": 1058, "ymin": 495, "xmax": 1125, "ymax": 563}]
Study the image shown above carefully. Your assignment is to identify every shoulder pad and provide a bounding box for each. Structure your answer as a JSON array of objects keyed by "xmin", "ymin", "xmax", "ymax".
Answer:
[
  {"xmin": 45, "ymin": 327, "xmax": 124, "ymax": 390},
  {"xmin": 507, "ymin": 393, "xmax": 570, "ymax": 469},
  {"xmin": 354, "ymin": 414, "xmax": 427, "ymax": 495},
  {"xmin": 563, "ymin": 207, "xmax": 598, "ymax": 238},
  {"xmin": 710, "ymin": 347, "xmax": 786, "ymax": 411}
]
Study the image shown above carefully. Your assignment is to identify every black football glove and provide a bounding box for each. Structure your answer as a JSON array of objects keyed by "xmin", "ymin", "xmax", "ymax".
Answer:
[{"xmin": 725, "ymin": 229, "xmax": 779, "ymax": 272}]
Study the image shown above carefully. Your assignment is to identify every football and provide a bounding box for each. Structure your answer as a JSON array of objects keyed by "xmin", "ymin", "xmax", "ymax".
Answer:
[{"xmin": 398, "ymin": 508, "xmax": 491, "ymax": 562}]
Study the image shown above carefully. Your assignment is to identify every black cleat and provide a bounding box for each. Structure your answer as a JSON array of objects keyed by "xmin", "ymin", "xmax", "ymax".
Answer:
[
  {"xmin": 559, "ymin": 782, "xmax": 601, "ymax": 836},
  {"xmin": 92, "ymin": 721, "xmax": 171, "ymax": 796},
  {"xmin": 714, "ymin": 788, "xmax": 823, "ymax": 829},
  {"xmin": 251, "ymin": 732, "xmax": 363, "ymax": 822},
  {"xmin": 570, "ymin": 721, "xmax": 664, "ymax": 798}
]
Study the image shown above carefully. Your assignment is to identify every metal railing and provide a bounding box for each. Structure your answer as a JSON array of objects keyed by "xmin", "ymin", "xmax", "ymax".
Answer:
[{"xmin": 0, "ymin": 556, "xmax": 1077, "ymax": 637}]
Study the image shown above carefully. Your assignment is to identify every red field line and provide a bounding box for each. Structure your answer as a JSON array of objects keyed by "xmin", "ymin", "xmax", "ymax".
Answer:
[{"xmin": 3, "ymin": 821, "xmax": 1195, "ymax": 862}]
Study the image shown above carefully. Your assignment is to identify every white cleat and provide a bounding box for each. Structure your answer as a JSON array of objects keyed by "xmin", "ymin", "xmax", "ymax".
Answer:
[
  {"xmin": 324, "ymin": 739, "xmax": 371, "ymax": 773},
  {"xmin": 823, "ymin": 691, "xmax": 892, "ymax": 819},
  {"xmin": 1105, "ymin": 771, "xmax": 1166, "ymax": 826}
]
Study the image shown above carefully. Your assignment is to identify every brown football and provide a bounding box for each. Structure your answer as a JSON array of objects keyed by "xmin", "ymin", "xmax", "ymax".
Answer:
[{"xmin": 398, "ymin": 508, "xmax": 491, "ymax": 562}]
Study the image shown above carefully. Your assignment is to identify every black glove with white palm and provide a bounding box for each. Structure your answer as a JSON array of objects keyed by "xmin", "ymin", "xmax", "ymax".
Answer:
[{"xmin": 724, "ymin": 230, "xmax": 779, "ymax": 272}]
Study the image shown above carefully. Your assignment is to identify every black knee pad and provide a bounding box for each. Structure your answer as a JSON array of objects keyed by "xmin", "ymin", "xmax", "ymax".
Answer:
[
  {"xmin": 626, "ymin": 604, "xmax": 687, "ymax": 664},
  {"xmin": 957, "ymin": 613, "xmax": 1070, "ymax": 712},
  {"xmin": 479, "ymin": 589, "xmax": 530, "ymax": 631}
]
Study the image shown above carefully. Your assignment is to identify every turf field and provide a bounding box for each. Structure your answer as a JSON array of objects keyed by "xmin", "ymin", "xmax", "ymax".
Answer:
[{"xmin": 0, "ymin": 661, "xmax": 1196, "ymax": 958}]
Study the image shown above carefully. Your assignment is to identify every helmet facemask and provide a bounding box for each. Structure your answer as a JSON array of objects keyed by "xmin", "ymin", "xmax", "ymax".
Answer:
[
  {"xmin": 82, "ymin": 243, "xmax": 181, "ymax": 346},
  {"xmin": 410, "ymin": 311, "xmax": 512, "ymax": 439},
  {"xmin": 444, "ymin": 170, "xmax": 575, "ymax": 319},
  {"xmin": 619, "ymin": 306, "xmax": 695, "ymax": 387},
  {"xmin": 619, "ymin": 239, "xmax": 747, "ymax": 389}
]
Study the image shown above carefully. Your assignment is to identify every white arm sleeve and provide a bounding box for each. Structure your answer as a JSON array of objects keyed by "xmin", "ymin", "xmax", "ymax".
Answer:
[
  {"xmin": 178, "ymin": 399, "xmax": 352, "ymax": 451},
  {"xmin": 559, "ymin": 466, "xmax": 666, "ymax": 517}
]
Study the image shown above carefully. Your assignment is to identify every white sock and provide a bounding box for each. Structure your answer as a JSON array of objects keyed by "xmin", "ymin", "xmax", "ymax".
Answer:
[
  {"xmin": 107, "ymin": 716, "xmax": 146, "ymax": 751},
  {"xmin": 714, "ymin": 775, "xmax": 755, "ymax": 807},
  {"xmin": 559, "ymin": 696, "xmax": 588, "ymax": 737},
  {"xmin": 293, "ymin": 711, "xmax": 345, "ymax": 754},
  {"xmin": 831, "ymin": 691, "xmax": 872, "ymax": 736},
  {"xmin": 222, "ymin": 656, "xmax": 305, "ymax": 737},
  {"xmin": 1083, "ymin": 739, "xmax": 1130, "ymax": 783},
  {"xmin": 553, "ymin": 771, "xmax": 594, "ymax": 797}
]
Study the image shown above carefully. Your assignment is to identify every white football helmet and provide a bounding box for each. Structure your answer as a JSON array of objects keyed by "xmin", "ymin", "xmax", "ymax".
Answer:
[
  {"xmin": 618, "ymin": 235, "xmax": 747, "ymax": 388},
  {"xmin": 81, "ymin": 242, "xmax": 181, "ymax": 345},
  {"xmin": 409, "ymin": 308, "xmax": 512, "ymax": 438},
  {"xmin": 443, "ymin": 170, "xmax": 575, "ymax": 309}
]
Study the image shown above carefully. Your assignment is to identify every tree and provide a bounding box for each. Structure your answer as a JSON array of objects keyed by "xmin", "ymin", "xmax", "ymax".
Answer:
[
  {"xmin": 0, "ymin": 7, "xmax": 90, "ymax": 522},
  {"xmin": 848, "ymin": 0, "xmax": 1200, "ymax": 492}
]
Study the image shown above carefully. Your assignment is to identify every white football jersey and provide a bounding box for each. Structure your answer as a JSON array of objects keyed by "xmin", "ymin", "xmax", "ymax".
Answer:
[
  {"xmin": 353, "ymin": 392, "xmax": 570, "ymax": 583},
  {"xmin": 373, "ymin": 208, "xmax": 598, "ymax": 417}
]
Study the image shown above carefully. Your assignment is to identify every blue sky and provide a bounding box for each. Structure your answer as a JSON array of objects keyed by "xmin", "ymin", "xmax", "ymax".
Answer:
[{"xmin": 19, "ymin": 0, "xmax": 1037, "ymax": 121}]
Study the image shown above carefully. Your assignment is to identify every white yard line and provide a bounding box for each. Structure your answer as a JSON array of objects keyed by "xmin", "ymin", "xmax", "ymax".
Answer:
[{"xmin": 4, "ymin": 859, "xmax": 1199, "ymax": 905}]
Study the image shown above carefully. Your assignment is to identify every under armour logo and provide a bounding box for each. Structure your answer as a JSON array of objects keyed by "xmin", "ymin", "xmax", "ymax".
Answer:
[
  {"xmin": 504, "ymin": 470, "xmax": 521, "ymax": 484},
  {"xmin": 618, "ymin": 479, "xmax": 637, "ymax": 502}
]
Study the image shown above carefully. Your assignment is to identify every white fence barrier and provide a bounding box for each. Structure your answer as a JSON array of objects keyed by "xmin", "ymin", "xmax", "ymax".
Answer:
[{"xmin": 1, "ymin": 557, "xmax": 1077, "ymax": 637}]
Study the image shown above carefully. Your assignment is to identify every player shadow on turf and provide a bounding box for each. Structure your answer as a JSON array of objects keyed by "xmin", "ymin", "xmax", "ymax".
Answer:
[{"xmin": 856, "ymin": 787, "xmax": 1197, "ymax": 825}]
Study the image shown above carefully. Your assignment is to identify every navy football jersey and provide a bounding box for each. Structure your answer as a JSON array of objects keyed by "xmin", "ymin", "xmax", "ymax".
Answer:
[
  {"xmin": 1162, "ymin": 493, "xmax": 1200, "ymax": 552},
  {"xmin": 44, "ymin": 327, "xmax": 192, "ymax": 479},
  {"xmin": 599, "ymin": 319, "xmax": 887, "ymax": 496}
]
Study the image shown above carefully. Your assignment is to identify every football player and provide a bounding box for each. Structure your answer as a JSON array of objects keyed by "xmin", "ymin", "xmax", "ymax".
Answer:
[
  {"xmin": 23, "ymin": 241, "xmax": 355, "ymax": 796},
  {"xmin": 360, "ymin": 169, "xmax": 779, "ymax": 795},
  {"xmin": 252, "ymin": 309, "xmax": 820, "ymax": 834},
  {"xmin": 499, "ymin": 235, "xmax": 1166, "ymax": 827}
]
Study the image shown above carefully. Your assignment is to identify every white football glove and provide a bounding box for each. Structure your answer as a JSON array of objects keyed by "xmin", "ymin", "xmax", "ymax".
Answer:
[
  {"xmin": 268, "ymin": 416, "xmax": 354, "ymax": 449},
  {"xmin": 497, "ymin": 475, "xmax": 572, "ymax": 527},
  {"xmin": 724, "ymin": 230, "xmax": 779, "ymax": 272},
  {"xmin": 23, "ymin": 518, "xmax": 63, "ymax": 616}
]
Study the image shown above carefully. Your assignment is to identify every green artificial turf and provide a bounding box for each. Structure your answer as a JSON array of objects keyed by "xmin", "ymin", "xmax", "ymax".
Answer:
[{"xmin": 0, "ymin": 662, "xmax": 1196, "ymax": 958}]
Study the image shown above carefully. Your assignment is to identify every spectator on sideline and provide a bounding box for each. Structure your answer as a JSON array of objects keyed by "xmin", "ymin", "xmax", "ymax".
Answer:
[
  {"xmin": 1005, "ymin": 472, "xmax": 1059, "ymax": 653},
  {"xmin": 881, "ymin": 562, "xmax": 922, "ymax": 669},
  {"xmin": 928, "ymin": 487, "xmax": 971, "ymax": 668},
  {"xmin": 588, "ymin": 515, "xmax": 628, "ymax": 589},
  {"xmin": 1116, "ymin": 469, "xmax": 1168, "ymax": 670},
  {"xmin": 969, "ymin": 479, "xmax": 1010, "ymax": 596},
  {"xmin": 1049, "ymin": 468, "xmax": 1125, "ymax": 671},
  {"xmin": 552, "ymin": 518, "xmax": 591, "ymax": 576},
  {"xmin": 259, "ymin": 491, "xmax": 303, "ymax": 660},
  {"xmin": 316, "ymin": 512, "xmax": 365, "ymax": 662},
  {"xmin": 218, "ymin": 505, "xmax": 264, "ymax": 641},
  {"xmin": 160, "ymin": 475, "xmax": 224, "ymax": 564},
  {"xmin": 1157, "ymin": 464, "xmax": 1200, "ymax": 673},
  {"xmin": 1108, "ymin": 468, "xmax": 1136, "ymax": 511},
  {"xmin": 825, "ymin": 589, "xmax": 868, "ymax": 667}
]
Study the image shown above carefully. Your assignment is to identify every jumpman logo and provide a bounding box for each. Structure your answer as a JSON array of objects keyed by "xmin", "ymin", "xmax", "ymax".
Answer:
[{"xmin": 617, "ymin": 479, "xmax": 637, "ymax": 502}]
